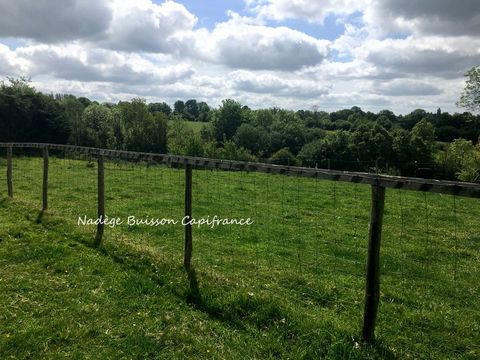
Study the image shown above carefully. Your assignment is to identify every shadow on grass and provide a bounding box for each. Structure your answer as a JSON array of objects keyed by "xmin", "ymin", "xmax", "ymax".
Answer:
[
  {"xmin": 360, "ymin": 338, "xmax": 397, "ymax": 359},
  {"xmin": 36, "ymin": 210, "xmax": 45, "ymax": 224},
  {"xmin": 186, "ymin": 267, "xmax": 202, "ymax": 305},
  {"xmin": 31, "ymin": 207, "xmax": 397, "ymax": 358}
]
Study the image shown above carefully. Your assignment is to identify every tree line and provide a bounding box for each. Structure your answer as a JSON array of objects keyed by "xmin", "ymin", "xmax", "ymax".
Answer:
[{"xmin": 1, "ymin": 77, "xmax": 479, "ymax": 182}]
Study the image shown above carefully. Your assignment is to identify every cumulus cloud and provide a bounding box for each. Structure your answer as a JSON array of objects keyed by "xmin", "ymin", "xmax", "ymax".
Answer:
[
  {"xmin": 246, "ymin": 0, "xmax": 366, "ymax": 23},
  {"xmin": 191, "ymin": 13, "xmax": 330, "ymax": 71},
  {"xmin": 228, "ymin": 70, "xmax": 331, "ymax": 98},
  {"xmin": 98, "ymin": 0, "xmax": 197, "ymax": 53},
  {"xmin": 16, "ymin": 45, "xmax": 195, "ymax": 85},
  {"xmin": 0, "ymin": 0, "xmax": 478, "ymax": 113},
  {"xmin": 364, "ymin": 0, "xmax": 480, "ymax": 36},
  {"xmin": 374, "ymin": 79, "xmax": 443, "ymax": 96},
  {"xmin": 0, "ymin": 0, "xmax": 112, "ymax": 42},
  {"xmin": 0, "ymin": 44, "xmax": 29, "ymax": 76},
  {"xmin": 357, "ymin": 37, "xmax": 480, "ymax": 79}
]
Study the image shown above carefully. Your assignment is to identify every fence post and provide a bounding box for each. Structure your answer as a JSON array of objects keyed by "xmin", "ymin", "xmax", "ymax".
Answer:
[
  {"xmin": 94, "ymin": 155, "xmax": 105, "ymax": 248},
  {"xmin": 7, "ymin": 146, "xmax": 13, "ymax": 198},
  {"xmin": 184, "ymin": 163, "xmax": 193, "ymax": 270},
  {"xmin": 42, "ymin": 147, "xmax": 49, "ymax": 211},
  {"xmin": 362, "ymin": 184, "xmax": 386, "ymax": 342}
]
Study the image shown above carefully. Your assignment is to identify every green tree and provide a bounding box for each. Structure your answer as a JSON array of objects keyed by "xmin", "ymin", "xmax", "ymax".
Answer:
[
  {"xmin": 184, "ymin": 99, "xmax": 199, "ymax": 121},
  {"xmin": 437, "ymin": 138, "xmax": 479, "ymax": 181},
  {"xmin": 148, "ymin": 102, "xmax": 172, "ymax": 116},
  {"xmin": 350, "ymin": 123, "xmax": 392, "ymax": 163},
  {"xmin": 216, "ymin": 140, "xmax": 256, "ymax": 162},
  {"xmin": 410, "ymin": 119, "xmax": 436, "ymax": 164},
  {"xmin": 120, "ymin": 98, "xmax": 167, "ymax": 152},
  {"xmin": 213, "ymin": 99, "xmax": 244, "ymax": 142},
  {"xmin": 79, "ymin": 104, "xmax": 113, "ymax": 148},
  {"xmin": 457, "ymin": 66, "xmax": 480, "ymax": 113},
  {"xmin": 174, "ymin": 100, "xmax": 185, "ymax": 116},
  {"xmin": 197, "ymin": 101, "xmax": 210, "ymax": 122},
  {"xmin": 268, "ymin": 147, "xmax": 299, "ymax": 166},
  {"xmin": 0, "ymin": 78, "xmax": 69, "ymax": 143},
  {"xmin": 233, "ymin": 123, "xmax": 270, "ymax": 156},
  {"xmin": 168, "ymin": 118, "xmax": 194, "ymax": 155},
  {"xmin": 61, "ymin": 95, "xmax": 85, "ymax": 145}
]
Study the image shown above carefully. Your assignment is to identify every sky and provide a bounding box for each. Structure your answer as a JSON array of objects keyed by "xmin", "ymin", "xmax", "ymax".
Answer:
[{"xmin": 0, "ymin": 0, "xmax": 479, "ymax": 114}]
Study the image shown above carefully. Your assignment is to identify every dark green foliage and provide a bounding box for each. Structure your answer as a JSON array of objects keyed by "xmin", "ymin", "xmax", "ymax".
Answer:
[
  {"xmin": 119, "ymin": 98, "xmax": 168, "ymax": 153},
  {"xmin": 213, "ymin": 99, "xmax": 245, "ymax": 142},
  {"xmin": 174, "ymin": 100, "xmax": 185, "ymax": 115},
  {"xmin": 268, "ymin": 147, "xmax": 299, "ymax": 166},
  {"xmin": 409, "ymin": 119, "xmax": 436, "ymax": 164},
  {"xmin": 0, "ymin": 78, "xmax": 69, "ymax": 143},
  {"xmin": 233, "ymin": 123, "xmax": 270, "ymax": 156},
  {"xmin": 77, "ymin": 103, "xmax": 113, "ymax": 148},
  {"xmin": 184, "ymin": 99, "xmax": 199, "ymax": 120},
  {"xmin": 148, "ymin": 102, "xmax": 172, "ymax": 117},
  {"xmin": 216, "ymin": 140, "xmax": 256, "ymax": 161}
]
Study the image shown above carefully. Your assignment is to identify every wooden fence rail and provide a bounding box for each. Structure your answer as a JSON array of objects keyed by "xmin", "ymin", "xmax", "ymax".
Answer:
[
  {"xmin": 2, "ymin": 142, "xmax": 480, "ymax": 343},
  {"xmin": 2, "ymin": 142, "xmax": 480, "ymax": 198}
]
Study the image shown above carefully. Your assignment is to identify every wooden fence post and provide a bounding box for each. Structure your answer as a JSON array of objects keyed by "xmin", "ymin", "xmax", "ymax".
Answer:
[
  {"xmin": 362, "ymin": 184, "xmax": 386, "ymax": 342},
  {"xmin": 7, "ymin": 146, "xmax": 13, "ymax": 198},
  {"xmin": 94, "ymin": 155, "xmax": 105, "ymax": 248},
  {"xmin": 184, "ymin": 163, "xmax": 193, "ymax": 270},
  {"xmin": 42, "ymin": 147, "xmax": 49, "ymax": 211}
]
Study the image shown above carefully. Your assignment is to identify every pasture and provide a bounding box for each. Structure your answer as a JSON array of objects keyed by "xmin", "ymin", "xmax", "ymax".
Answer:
[{"xmin": 0, "ymin": 155, "xmax": 479, "ymax": 359}]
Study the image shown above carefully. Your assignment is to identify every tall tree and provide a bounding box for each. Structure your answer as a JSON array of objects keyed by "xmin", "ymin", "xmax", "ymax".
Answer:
[
  {"xmin": 213, "ymin": 99, "xmax": 244, "ymax": 142},
  {"xmin": 184, "ymin": 99, "xmax": 199, "ymax": 121},
  {"xmin": 174, "ymin": 100, "xmax": 185, "ymax": 116},
  {"xmin": 457, "ymin": 66, "xmax": 480, "ymax": 113}
]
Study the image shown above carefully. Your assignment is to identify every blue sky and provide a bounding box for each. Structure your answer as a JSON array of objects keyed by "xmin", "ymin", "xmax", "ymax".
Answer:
[
  {"xmin": 172, "ymin": 0, "xmax": 349, "ymax": 40},
  {"xmin": 172, "ymin": 0, "xmax": 246, "ymax": 29},
  {"xmin": 0, "ymin": 0, "xmax": 478, "ymax": 113}
]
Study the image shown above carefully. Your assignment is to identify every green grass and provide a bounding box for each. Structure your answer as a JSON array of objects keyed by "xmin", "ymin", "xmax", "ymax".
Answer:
[
  {"xmin": 184, "ymin": 120, "xmax": 206, "ymax": 135},
  {"xmin": 0, "ymin": 156, "xmax": 479, "ymax": 359}
]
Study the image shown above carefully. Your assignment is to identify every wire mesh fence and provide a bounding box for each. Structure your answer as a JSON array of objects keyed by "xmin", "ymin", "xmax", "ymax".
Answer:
[{"xmin": 1, "ymin": 143, "xmax": 479, "ymax": 357}]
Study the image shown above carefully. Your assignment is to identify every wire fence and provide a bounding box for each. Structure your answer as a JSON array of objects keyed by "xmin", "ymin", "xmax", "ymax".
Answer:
[{"xmin": 1, "ymin": 143, "xmax": 479, "ymax": 357}]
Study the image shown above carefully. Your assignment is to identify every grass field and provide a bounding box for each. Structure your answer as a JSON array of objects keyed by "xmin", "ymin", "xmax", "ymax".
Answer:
[
  {"xmin": 0, "ymin": 155, "xmax": 479, "ymax": 359},
  {"xmin": 183, "ymin": 120, "xmax": 206, "ymax": 135}
]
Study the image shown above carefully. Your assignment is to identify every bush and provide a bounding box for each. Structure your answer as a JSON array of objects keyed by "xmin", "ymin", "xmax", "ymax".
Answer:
[{"xmin": 268, "ymin": 148, "xmax": 299, "ymax": 166}]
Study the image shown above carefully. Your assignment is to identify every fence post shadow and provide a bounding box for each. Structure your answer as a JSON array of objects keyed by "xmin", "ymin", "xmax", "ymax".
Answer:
[
  {"xmin": 186, "ymin": 266, "xmax": 202, "ymax": 305},
  {"xmin": 36, "ymin": 210, "xmax": 45, "ymax": 224}
]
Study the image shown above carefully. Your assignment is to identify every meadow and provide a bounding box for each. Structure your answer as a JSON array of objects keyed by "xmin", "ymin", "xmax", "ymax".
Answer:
[{"xmin": 0, "ymin": 155, "xmax": 479, "ymax": 359}]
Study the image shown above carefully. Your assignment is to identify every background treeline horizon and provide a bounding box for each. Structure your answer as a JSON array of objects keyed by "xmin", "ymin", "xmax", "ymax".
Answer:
[{"xmin": 1, "ymin": 78, "xmax": 479, "ymax": 182}]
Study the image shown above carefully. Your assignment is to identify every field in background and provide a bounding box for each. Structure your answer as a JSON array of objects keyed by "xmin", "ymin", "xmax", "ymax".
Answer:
[
  {"xmin": 0, "ymin": 156, "xmax": 479, "ymax": 359},
  {"xmin": 183, "ymin": 120, "xmax": 205, "ymax": 135}
]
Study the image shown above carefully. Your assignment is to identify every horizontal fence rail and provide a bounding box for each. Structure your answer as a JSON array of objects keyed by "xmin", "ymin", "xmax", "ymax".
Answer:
[{"xmin": 2, "ymin": 142, "xmax": 480, "ymax": 198}]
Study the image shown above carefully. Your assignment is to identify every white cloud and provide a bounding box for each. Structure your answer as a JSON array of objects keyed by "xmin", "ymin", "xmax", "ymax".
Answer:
[
  {"xmin": 190, "ymin": 13, "xmax": 330, "ymax": 71},
  {"xmin": 246, "ymin": 0, "xmax": 366, "ymax": 23},
  {"xmin": 0, "ymin": 0, "xmax": 479, "ymax": 113},
  {"xmin": 15, "ymin": 44, "xmax": 195, "ymax": 85},
  {"xmin": 98, "ymin": 0, "xmax": 197, "ymax": 53},
  {"xmin": 0, "ymin": 44, "xmax": 29, "ymax": 76},
  {"xmin": 373, "ymin": 79, "xmax": 443, "ymax": 96},
  {"xmin": 228, "ymin": 70, "xmax": 331, "ymax": 98},
  {"xmin": 356, "ymin": 36, "xmax": 480, "ymax": 79}
]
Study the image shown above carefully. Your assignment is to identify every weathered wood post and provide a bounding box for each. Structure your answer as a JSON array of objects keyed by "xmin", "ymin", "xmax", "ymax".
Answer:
[
  {"xmin": 7, "ymin": 146, "xmax": 13, "ymax": 198},
  {"xmin": 42, "ymin": 147, "xmax": 49, "ymax": 211},
  {"xmin": 362, "ymin": 183, "xmax": 386, "ymax": 342},
  {"xmin": 94, "ymin": 154, "xmax": 105, "ymax": 248},
  {"xmin": 184, "ymin": 163, "xmax": 193, "ymax": 270}
]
